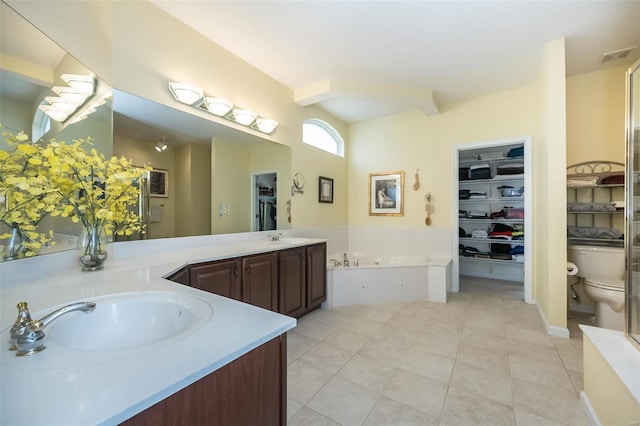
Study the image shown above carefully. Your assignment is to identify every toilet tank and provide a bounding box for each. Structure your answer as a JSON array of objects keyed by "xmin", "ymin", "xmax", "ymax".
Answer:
[{"xmin": 567, "ymin": 245, "xmax": 625, "ymax": 280}]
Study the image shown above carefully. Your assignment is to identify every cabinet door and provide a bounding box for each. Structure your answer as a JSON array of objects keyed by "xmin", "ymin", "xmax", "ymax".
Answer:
[
  {"xmin": 167, "ymin": 267, "xmax": 189, "ymax": 285},
  {"xmin": 278, "ymin": 247, "xmax": 306, "ymax": 317},
  {"xmin": 242, "ymin": 252, "xmax": 278, "ymax": 311},
  {"xmin": 306, "ymin": 243, "xmax": 327, "ymax": 310},
  {"xmin": 189, "ymin": 259, "xmax": 242, "ymax": 300}
]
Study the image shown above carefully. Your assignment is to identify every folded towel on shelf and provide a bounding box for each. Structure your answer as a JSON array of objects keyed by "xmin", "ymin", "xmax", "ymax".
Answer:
[
  {"xmin": 567, "ymin": 176, "xmax": 598, "ymax": 187},
  {"xmin": 567, "ymin": 226, "xmax": 623, "ymax": 239},
  {"xmin": 479, "ymin": 151, "xmax": 506, "ymax": 161},
  {"xmin": 567, "ymin": 202, "xmax": 616, "ymax": 212},
  {"xmin": 471, "ymin": 229, "xmax": 488, "ymax": 238},
  {"xmin": 600, "ymin": 174, "xmax": 624, "ymax": 185}
]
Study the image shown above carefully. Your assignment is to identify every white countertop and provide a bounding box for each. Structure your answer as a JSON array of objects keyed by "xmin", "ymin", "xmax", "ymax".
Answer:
[
  {"xmin": 580, "ymin": 324, "xmax": 640, "ymax": 403},
  {"xmin": 0, "ymin": 236, "xmax": 322, "ymax": 425}
]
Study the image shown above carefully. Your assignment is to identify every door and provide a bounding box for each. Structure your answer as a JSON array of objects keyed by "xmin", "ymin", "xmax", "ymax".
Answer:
[
  {"xmin": 242, "ymin": 252, "xmax": 278, "ymax": 311},
  {"xmin": 279, "ymin": 247, "xmax": 306, "ymax": 317},
  {"xmin": 190, "ymin": 259, "xmax": 242, "ymax": 300},
  {"xmin": 253, "ymin": 172, "xmax": 278, "ymax": 232},
  {"xmin": 306, "ymin": 243, "xmax": 327, "ymax": 309}
]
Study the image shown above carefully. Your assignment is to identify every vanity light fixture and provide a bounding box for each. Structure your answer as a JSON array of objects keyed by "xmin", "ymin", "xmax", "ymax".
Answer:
[
  {"xmin": 227, "ymin": 108, "xmax": 257, "ymax": 126},
  {"xmin": 168, "ymin": 82, "xmax": 204, "ymax": 106},
  {"xmin": 61, "ymin": 74, "xmax": 96, "ymax": 92},
  {"xmin": 155, "ymin": 137, "xmax": 168, "ymax": 152},
  {"xmin": 203, "ymin": 96, "xmax": 233, "ymax": 116},
  {"xmin": 39, "ymin": 74, "xmax": 96, "ymax": 122},
  {"xmin": 251, "ymin": 118, "xmax": 279, "ymax": 135},
  {"xmin": 168, "ymin": 81, "xmax": 278, "ymax": 134}
]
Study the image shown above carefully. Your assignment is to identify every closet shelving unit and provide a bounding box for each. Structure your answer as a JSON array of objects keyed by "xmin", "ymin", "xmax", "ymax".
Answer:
[
  {"xmin": 458, "ymin": 146, "xmax": 527, "ymax": 282},
  {"xmin": 566, "ymin": 161, "xmax": 625, "ymax": 248}
]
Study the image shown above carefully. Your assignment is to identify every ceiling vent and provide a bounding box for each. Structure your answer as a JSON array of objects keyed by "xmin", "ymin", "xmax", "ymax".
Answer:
[{"xmin": 601, "ymin": 46, "xmax": 637, "ymax": 63}]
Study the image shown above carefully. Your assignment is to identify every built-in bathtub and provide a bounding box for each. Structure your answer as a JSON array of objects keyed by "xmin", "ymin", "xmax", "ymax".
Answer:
[{"xmin": 324, "ymin": 253, "xmax": 452, "ymax": 308}]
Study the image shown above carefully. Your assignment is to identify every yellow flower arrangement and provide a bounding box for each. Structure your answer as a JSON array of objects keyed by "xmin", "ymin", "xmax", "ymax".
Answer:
[
  {"xmin": 0, "ymin": 128, "xmax": 59, "ymax": 258},
  {"xmin": 0, "ymin": 126, "xmax": 150, "ymax": 265}
]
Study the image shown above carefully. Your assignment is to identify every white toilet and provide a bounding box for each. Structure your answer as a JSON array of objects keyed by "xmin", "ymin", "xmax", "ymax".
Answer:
[{"xmin": 568, "ymin": 245, "xmax": 626, "ymax": 331}]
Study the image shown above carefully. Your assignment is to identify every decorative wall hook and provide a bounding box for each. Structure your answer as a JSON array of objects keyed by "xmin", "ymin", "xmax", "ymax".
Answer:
[
  {"xmin": 425, "ymin": 192, "xmax": 434, "ymax": 226},
  {"xmin": 413, "ymin": 169, "xmax": 421, "ymax": 191}
]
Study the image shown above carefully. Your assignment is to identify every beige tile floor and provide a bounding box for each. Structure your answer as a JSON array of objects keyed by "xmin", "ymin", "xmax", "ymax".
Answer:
[{"xmin": 287, "ymin": 288, "xmax": 591, "ymax": 426}]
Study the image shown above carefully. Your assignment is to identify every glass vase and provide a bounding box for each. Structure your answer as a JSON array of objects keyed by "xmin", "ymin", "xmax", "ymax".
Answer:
[
  {"xmin": 77, "ymin": 225, "xmax": 108, "ymax": 271},
  {"xmin": 3, "ymin": 226, "xmax": 24, "ymax": 261}
]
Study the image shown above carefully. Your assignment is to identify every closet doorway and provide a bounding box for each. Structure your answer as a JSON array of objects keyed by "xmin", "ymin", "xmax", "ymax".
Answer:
[
  {"xmin": 253, "ymin": 172, "xmax": 278, "ymax": 232},
  {"xmin": 452, "ymin": 136, "xmax": 533, "ymax": 303}
]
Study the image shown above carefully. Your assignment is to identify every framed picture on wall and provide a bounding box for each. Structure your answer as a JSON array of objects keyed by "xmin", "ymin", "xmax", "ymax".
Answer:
[
  {"xmin": 319, "ymin": 176, "xmax": 334, "ymax": 203},
  {"xmin": 149, "ymin": 169, "xmax": 168, "ymax": 197},
  {"xmin": 369, "ymin": 171, "xmax": 404, "ymax": 216}
]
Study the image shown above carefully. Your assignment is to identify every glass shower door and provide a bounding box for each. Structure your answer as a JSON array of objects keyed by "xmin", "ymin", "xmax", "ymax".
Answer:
[{"xmin": 626, "ymin": 58, "xmax": 640, "ymax": 349}]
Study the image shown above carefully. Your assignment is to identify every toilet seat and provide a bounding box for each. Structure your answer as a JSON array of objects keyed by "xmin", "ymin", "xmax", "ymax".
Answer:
[{"xmin": 584, "ymin": 277, "xmax": 625, "ymax": 291}]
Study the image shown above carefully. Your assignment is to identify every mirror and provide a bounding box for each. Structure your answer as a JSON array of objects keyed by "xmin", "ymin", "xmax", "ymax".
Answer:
[
  {"xmin": 0, "ymin": 2, "xmax": 113, "ymax": 259},
  {"xmin": 627, "ymin": 58, "xmax": 640, "ymax": 348},
  {"xmin": 0, "ymin": 2, "xmax": 291, "ymax": 261},
  {"xmin": 112, "ymin": 90, "xmax": 291, "ymax": 240}
]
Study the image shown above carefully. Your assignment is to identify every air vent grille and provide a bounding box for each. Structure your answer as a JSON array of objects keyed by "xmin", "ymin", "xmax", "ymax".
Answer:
[{"xmin": 601, "ymin": 46, "xmax": 637, "ymax": 63}]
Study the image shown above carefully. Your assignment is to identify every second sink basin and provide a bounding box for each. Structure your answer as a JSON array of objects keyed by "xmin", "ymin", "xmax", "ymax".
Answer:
[{"xmin": 47, "ymin": 292, "xmax": 212, "ymax": 351}]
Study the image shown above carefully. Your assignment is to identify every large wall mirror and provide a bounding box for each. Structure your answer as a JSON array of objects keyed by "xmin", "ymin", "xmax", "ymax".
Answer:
[{"xmin": 0, "ymin": 2, "xmax": 291, "ymax": 262}]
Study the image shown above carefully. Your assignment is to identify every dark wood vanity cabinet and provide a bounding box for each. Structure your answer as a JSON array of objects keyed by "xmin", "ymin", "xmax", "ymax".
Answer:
[
  {"xmin": 279, "ymin": 243, "xmax": 327, "ymax": 318},
  {"xmin": 167, "ymin": 242, "xmax": 326, "ymax": 317},
  {"xmin": 189, "ymin": 259, "xmax": 242, "ymax": 301},
  {"xmin": 241, "ymin": 252, "xmax": 278, "ymax": 311},
  {"xmin": 279, "ymin": 247, "xmax": 307, "ymax": 317},
  {"xmin": 121, "ymin": 334, "xmax": 287, "ymax": 426},
  {"xmin": 306, "ymin": 243, "xmax": 327, "ymax": 310}
]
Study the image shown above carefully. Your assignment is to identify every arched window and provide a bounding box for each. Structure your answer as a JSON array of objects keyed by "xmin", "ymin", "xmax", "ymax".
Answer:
[
  {"xmin": 32, "ymin": 104, "xmax": 50, "ymax": 142},
  {"xmin": 303, "ymin": 119, "xmax": 344, "ymax": 157}
]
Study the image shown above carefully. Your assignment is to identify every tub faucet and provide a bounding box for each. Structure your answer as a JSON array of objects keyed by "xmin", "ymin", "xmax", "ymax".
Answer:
[
  {"xmin": 9, "ymin": 301, "xmax": 96, "ymax": 356},
  {"xmin": 343, "ymin": 253, "xmax": 349, "ymax": 267}
]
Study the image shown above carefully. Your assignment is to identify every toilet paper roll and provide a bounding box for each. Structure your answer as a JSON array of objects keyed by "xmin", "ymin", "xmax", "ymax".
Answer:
[{"xmin": 567, "ymin": 262, "xmax": 578, "ymax": 276}]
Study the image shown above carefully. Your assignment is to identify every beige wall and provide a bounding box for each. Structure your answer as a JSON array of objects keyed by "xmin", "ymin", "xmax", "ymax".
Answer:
[
  {"xmin": 174, "ymin": 143, "xmax": 212, "ymax": 237},
  {"xmin": 348, "ymin": 87, "xmax": 537, "ymax": 230},
  {"xmin": 567, "ymin": 65, "xmax": 628, "ymax": 165},
  {"xmin": 211, "ymin": 138, "xmax": 251, "ymax": 234},
  {"xmin": 7, "ymin": 0, "xmax": 349, "ymax": 236},
  {"xmin": 583, "ymin": 335, "xmax": 640, "ymax": 424},
  {"xmin": 533, "ymin": 38, "xmax": 568, "ymax": 331}
]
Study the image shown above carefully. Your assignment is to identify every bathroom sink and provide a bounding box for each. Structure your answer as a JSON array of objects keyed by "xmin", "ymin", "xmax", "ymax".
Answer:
[{"xmin": 46, "ymin": 292, "xmax": 212, "ymax": 351}]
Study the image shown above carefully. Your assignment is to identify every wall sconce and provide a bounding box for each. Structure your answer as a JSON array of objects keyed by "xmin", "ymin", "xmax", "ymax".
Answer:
[
  {"xmin": 168, "ymin": 82, "xmax": 203, "ymax": 105},
  {"xmin": 38, "ymin": 74, "xmax": 96, "ymax": 122},
  {"xmin": 155, "ymin": 136, "xmax": 168, "ymax": 152},
  {"xmin": 203, "ymin": 96, "xmax": 233, "ymax": 116},
  {"xmin": 168, "ymin": 81, "xmax": 278, "ymax": 134},
  {"xmin": 227, "ymin": 108, "xmax": 257, "ymax": 126},
  {"xmin": 251, "ymin": 118, "xmax": 279, "ymax": 135}
]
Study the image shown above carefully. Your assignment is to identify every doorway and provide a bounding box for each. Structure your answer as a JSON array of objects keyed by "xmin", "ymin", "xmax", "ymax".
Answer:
[{"xmin": 253, "ymin": 172, "xmax": 277, "ymax": 232}]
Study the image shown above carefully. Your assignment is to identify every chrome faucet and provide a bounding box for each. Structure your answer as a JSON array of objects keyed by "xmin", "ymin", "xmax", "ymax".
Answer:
[
  {"xmin": 9, "ymin": 301, "xmax": 96, "ymax": 356},
  {"xmin": 343, "ymin": 252, "xmax": 349, "ymax": 267},
  {"xmin": 268, "ymin": 233, "xmax": 283, "ymax": 242}
]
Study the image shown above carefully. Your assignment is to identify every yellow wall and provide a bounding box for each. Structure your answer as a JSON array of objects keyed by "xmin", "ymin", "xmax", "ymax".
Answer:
[
  {"xmin": 174, "ymin": 143, "xmax": 212, "ymax": 237},
  {"xmin": 533, "ymin": 38, "xmax": 568, "ymax": 330},
  {"xmin": 7, "ymin": 0, "xmax": 349, "ymax": 235},
  {"xmin": 583, "ymin": 335, "xmax": 640, "ymax": 424},
  {"xmin": 348, "ymin": 86, "xmax": 537, "ymax": 229},
  {"xmin": 211, "ymin": 138, "xmax": 251, "ymax": 234},
  {"xmin": 567, "ymin": 65, "xmax": 628, "ymax": 164}
]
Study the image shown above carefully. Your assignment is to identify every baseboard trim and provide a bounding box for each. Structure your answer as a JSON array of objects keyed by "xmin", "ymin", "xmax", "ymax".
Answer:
[
  {"xmin": 580, "ymin": 391, "xmax": 602, "ymax": 426},
  {"xmin": 534, "ymin": 299, "xmax": 571, "ymax": 339}
]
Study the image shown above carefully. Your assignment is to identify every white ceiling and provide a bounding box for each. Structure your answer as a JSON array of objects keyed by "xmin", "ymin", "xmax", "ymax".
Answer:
[{"xmin": 151, "ymin": 0, "xmax": 640, "ymax": 123}]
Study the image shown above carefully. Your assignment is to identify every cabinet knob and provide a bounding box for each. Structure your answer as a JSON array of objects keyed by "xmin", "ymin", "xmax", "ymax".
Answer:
[{"xmin": 233, "ymin": 265, "xmax": 239, "ymax": 277}]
